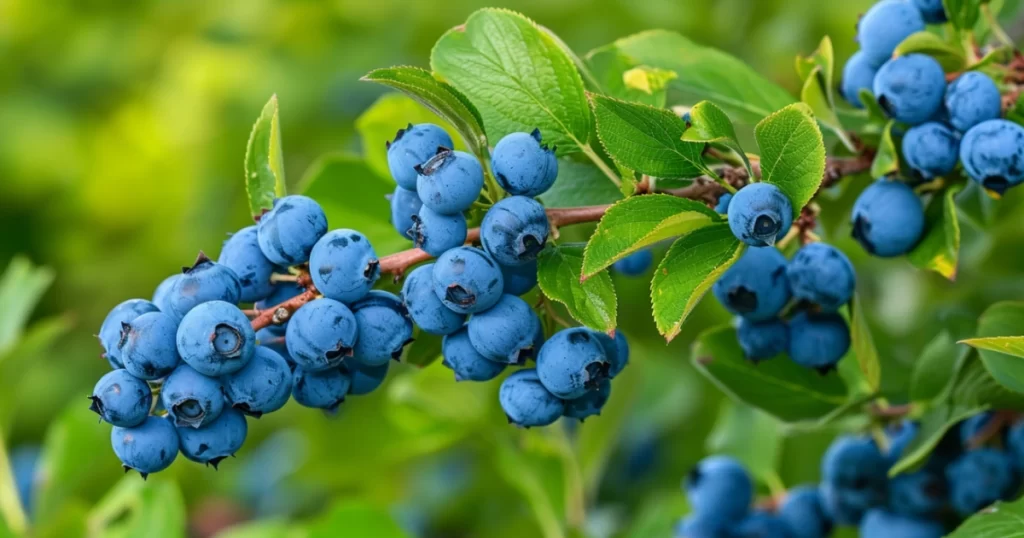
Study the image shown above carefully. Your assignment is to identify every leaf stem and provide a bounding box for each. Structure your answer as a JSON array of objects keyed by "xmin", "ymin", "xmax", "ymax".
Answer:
[
  {"xmin": 980, "ymin": 3, "xmax": 1015, "ymax": 50},
  {"xmin": 579, "ymin": 143, "xmax": 622, "ymax": 188}
]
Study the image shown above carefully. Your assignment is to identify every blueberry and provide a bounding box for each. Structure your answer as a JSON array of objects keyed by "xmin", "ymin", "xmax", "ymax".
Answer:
[
  {"xmin": 98, "ymin": 299, "xmax": 159, "ymax": 369},
  {"xmin": 913, "ymin": 0, "xmax": 947, "ymax": 23},
  {"xmin": 416, "ymin": 148, "xmax": 484, "ymax": 215},
  {"xmin": 591, "ymin": 330, "xmax": 630, "ymax": 377},
  {"xmin": 946, "ymin": 72, "xmax": 1001, "ymax": 132},
  {"xmin": 409, "ymin": 206, "xmax": 467, "ymax": 256},
  {"xmin": 683, "ymin": 456, "xmax": 753, "ymax": 524},
  {"xmin": 176, "ymin": 301, "xmax": 254, "ymax": 378},
  {"xmin": 401, "ymin": 264, "xmax": 466, "ymax": 335},
  {"xmin": 441, "ymin": 327, "xmax": 507, "ymax": 382},
  {"xmin": 254, "ymin": 282, "xmax": 304, "ymax": 311},
  {"xmin": 889, "ymin": 470, "xmax": 947, "ymax": 518},
  {"xmin": 563, "ymin": 378, "xmax": 611, "ymax": 421},
  {"xmin": 958, "ymin": 411, "xmax": 996, "ymax": 448},
  {"xmin": 536, "ymin": 327, "xmax": 609, "ymax": 399},
  {"xmin": 390, "ymin": 186, "xmax": 423, "ymax": 240},
  {"xmin": 873, "ymin": 54, "xmax": 946, "ymax": 126},
  {"xmin": 152, "ymin": 276, "xmax": 180, "ymax": 313},
  {"xmin": 119, "ymin": 311, "xmax": 181, "ymax": 380},
  {"xmin": 712, "ymin": 247, "xmax": 791, "ymax": 322},
  {"xmin": 431, "ymin": 247, "xmax": 504, "ymax": 314},
  {"xmin": 500, "ymin": 260, "xmax": 538, "ymax": 296},
  {"xmin": 177, "ymin": 408, "xmax": 248, "ymax": 468},
  {"xmin": 779, "ymin": 485, "xmax": 832, "ymax": 538},
  {"xmin": 219, "ymin": 225, "xmax": 276, "ymax": 303},
  {"xmin": 164, "ymin": 253, "xmax": 242, "ymax": 320},
  {"xmin": 256, "ymin": 195, "xmax": 328, "ymax": 266},
  {"xmin": 1006, "ymin": 420, "xmax": 1024, "ymax": 465},
  {"xmin": 857, "ymin": 0, "xmax": 926, "ymax": 64},
  {"xmin": 223, "ymin": 346, "xmax": 292, "ymax": 417},
  {"xmin": 788, "ymin": 311, "xmax": 850, "ymax": 372},
  {"xmin": 737, "ymin": 318, "xmax": 789, "ymax": 362},
  {"xmin": 886, "ymin": 420, "xmax": 919, "ymax": 464},
  {"xmin": 387, "ymin": 123, "xmax": 453, "ymax": 191},
  {"xmin": 612, "ymin": 249, "xmax": 653, "ymax": 276},
  {"xmin": 841, "ymin": 51, "xmax": 884, "ymax": 108},
  {"xmin": 256, "ymin": 325, "xmax": 291, "ymax": 366},
  {"xmin": 10, "ymin": 446, "xmax": 39, "ymax": 513},
  {"xmin": 786, "ymin": 243, "xmax": 856, "ymax": 311},
  {"xmin": 340, "ymin": 360, "xmax": 389, "ymax": 395},
  {"xmin": 498, "ymin": 368, "xmax": 564, "ymax": 427},
  {"xmin": 291, "ymin": 367, "xmax": 350, "ymax": 410},
  {"xmin": 285, "ymin": 298, "xmax": 358, "ymax": 371},
  {"xmin": 481, "ymin": 196, "xmax": 550, "ymax": 266},
  {"xmin": 960, "ymin": 119, "xmax": 1024, "ymax": 194},
  {"xmin": 731, "ymin": 510, "xmax": 793, "ymax": 538},
  {"xmin": 522, "ymin": 319, "xmax": 546, "ymax": 363},
  {"xmin": 350, "ymin": 291, "xmax": 414, "ymax": 366},
  {"xmin": 714, "ymin": 193, "xmax": 732, "ymax": 214},
  {"xmin": 673, "ymin": 515, "xmax": 724, "ymax": 538},
  {"xmin": 901, "ymin": 122, "xmax": 960, "ymax": 181},
  {"xmin": 859, "ymin": 509, "xmax": 943, "ymax": 538},
  {"xmin": 820, "ymin": 482, "xmax": 882, "ymax": 526},
  {"xmin": 727, "ymin": 183, "xmax": 794, "ymax": 247},
  {"xmin": 821, "ymin": 435, "xmax": 888, "ymax": 517},
  {"xmin": 946, "ymin": 448, "xmax": 1018, "ymax": 515},
  {"xmin": 491, "ymin": 130, "xmax": 559, "ymax": 196},
  {"xmin": 89, "ymin": 369, "xmax": 152, "ymax": 427},
  {"xmin": 467, "ymin": 294, "xmax": 542, "ymax": 364},
  {"xmin": 309, "ymin": 229, "xmax": 380, "ymax": 304},
  {"xmin": 851, "ymin": 180, "xmax": 925, "ymax": 257},
  {"xmin": 161, "ymin": 364, "xmax": 225, "ymax": 428},
  {"xmin": 110, "ymin": 415, "xmax": 179, "ymax": 478}
]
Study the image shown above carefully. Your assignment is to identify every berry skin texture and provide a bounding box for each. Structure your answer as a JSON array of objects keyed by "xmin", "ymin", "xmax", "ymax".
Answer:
[
  {"xmin": 110, "ymin": 416, "xmax": 179, "ymax": 478},
  {"xmin": 285, "ymin": 298, "xmax": 358, "ymax": 372},
  {"xmin": 341, "ymin": 360, "xmax": 389, "ymax": 395},
  {"xmin": 350, "ymin": 291, "xmax": 414, "ymax": 366},
  {"xmin": 467, "ymin": 294, "xmax": 541, "ymax": 364},
  {"xmin": 441, "ymin": 327, "xmax": 507, "ymax": 382},
  {"xmin": 256, "ymin": 195, "xmax": 328, "ymax": 266},
  {"xmin": 779, "ymin": 485, "xmax": 832, "ymax": 538},
  {"xmin": 712, "ymin": 247, "xmax": 792, "ymax": 322},
  {"xmin": 498, "ymin": 369, "xmax": 564, "ymax": 428},
  {"xmin": 389, "ymin": 186, "xmax": 422, "ymax": 240},
  {"xmin": 820, "ymin": 435, "xmax": 888, "ymax": 523},
  {"xmin": 946, "ymin": 448, "xmax": 1018, "ymax": 516},
  {"xmin": 820, "ymin": 483, "xmax": 881, "ymax": 526},
  {"xmin": 888, "ymin": 470, "xmax": 947, "ymax": 518},
  {"xmin": 873, "ymin": 54, "xmax": 946, "ymax": 126},
  {"xmin": 400, "ymin": 264, "xmax": 466, "ymax": 335},
  {"xmin": 309, "ymin": 229, "xmax": 380, "ymax": 304},
  {"xmin": 726, "ymin": 183, "xmax": 794, "ymax": 247},
  {"xmin": 500, "ymin": 260, "xmax": 538, "ymax": 296},
  {"xmin": 292, "ymin": 367, "xmax": 351, "ymax": 410},
  {"xmin": 901, "ymin": 122, "xmax": 960, "ymax": 181},
  {"xmin": 161, "ymin": 364, "xmax": 225, "ymax": 429},
  {"xmin": 176, "ymin": 301, "xmax": 255, "ymax": 377},
  {"xmin": 914, "ymin": 0, "xmax": 947, "ymax": 23},
  {"xmin": 859, "ymin": 509, "xmax": 944, "ymax": 538},
  {"xmin": 536, "ymin": 327, "xmax": 609, "ymax": 399},
  {"xmin": 480, "ymin": 196, "xmax": 550, "ymax": 266},
  {"xmin": 856, "ymin": 0, "xmax": 925, "ymax": 64},
  {"xmin": 416, "ymin": 149, "xmax": 484, "ymax": 215},
  {"xmin": 731, "ymin": 511, "xmax": 793, "ymax": 538},
  {"xmin": 673, "ymin": 515, "xmax": 724, "ymax": 538},
  {"xmin": 788, "ymin": 311, "xmax": 851, "ymax": 372},
  {"xmin": 223, "ymin": 346, "xmax": 292, "ymax": 417},
  {"xmin": 960, "ymin": 119, "xmax": 1024, "ymax": 195},
  {"xmin": 841, "ymin": 51, "xmax": 883, "ymax": 108},
  {"xmin": 591, "ymin": 330, "xmax": 630, "ymax": 378},
  {"xmin": 89, "ymin": 369, "xmax": 152, "ymax": 427},
  {"xmin": 119, "ymin": 311, "xmax": 181, "ymax": 380},
  {"xmin": 785, "ymin": 243, "xmax": 856, "ymax": 311},
  {"xmin": 851, "ymin": 180, "xmax": 925, "ymax": 257},
  {"xmin": 945, "ymin": 72, "xmax": 1002, "ymax": 132},
  {"xmin": 176, "ymin": 408, "xmax": 248, "ymax": 468},
  {"xmin": 99, "ymin": 299, "xmax": 159, "ymax": 368},
  {"xmin": 563, "ymin": 378, "xmax": 611, "ymax": 421},
  {"xmin": 410, "ymin": 206, "xmax": 467, "ymax": 256},
  {"xmin": 714, "ymin": 193, "xmax": 732, "ymax": 214},
  {"xmin": 152, "ymin": 276, "xmax": 180, "ymax": 314},
  {"xmin": 491, "ymin": 130, "xmax": 558, "ymax": 196},
  {"xmin": 683, "ymin": 455, "xmax": 753, "ymax": 525},
  {"xmin": 612, "ymin": 249, "xmax": 653, "ymax": 276},
  {"xmin": 736, "ymin": 318, "xmax": 789, "ymax": 362},
  {"xmin": 164, "ymin": 254, "xmax": 242, "ymax": 320},
  {"xmin": 386, "ymin": 123, "xmax": 453, "ymax": 191},
  {"xmin": 431, "ymin": 247, "xmax": 505, "ymax": 314},
  {"xmin": 218, "ymin": 225, "xmax": 276, "ymax": 303}
]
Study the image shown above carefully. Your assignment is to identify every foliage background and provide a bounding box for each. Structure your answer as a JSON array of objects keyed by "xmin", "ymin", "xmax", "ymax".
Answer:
[{"xmin": 1, "ymin": 0, "xmax": 1023, "ymax": 536}]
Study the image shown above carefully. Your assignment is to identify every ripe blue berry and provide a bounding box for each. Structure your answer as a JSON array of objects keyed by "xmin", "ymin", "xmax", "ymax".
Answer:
[
  {"xmin": 536, "ymin": 327, "xmax": 609, "ymax": 399},
  {"xmin": 152, "ymin": 276, "xmax": 180, "ymax": 313},
  {"xmin": 860, "ymin": 510, "xmax": 944, "ymax": 538},
  {"xmin": 851, "ymin": 180, "xmax": 925, "ymax": 257},
  {"xmin": 779, "ymin": 485, "xmax": 832, "ymax": 538},
  {"xmin": 401, "ymin": 264, "xmax": 466, "ymax": 335},
  {"xmin": 960, "ymin": 119, "xmax": 1024, "ymax": 195},
  {"xmin": 442, "ymin": 327, "xmax": 507, "ymax": 382},
  {"xmin": 389, "ymin": 186, "xmax": 423, "ymax": 240},
  {"xmin": 387, "ymin": 123, "xmax": 453, "ymax": 191},
  {"xmin": 887, "ymin": 420, "xmax": 919, "ymax": 464},
  {"xmin": 256, "ymin": 195, "xmax": 328, "ymax": 266},
  {"xmin": 291, "ymin": 367, "xmax": 350, "ymax": 411},
  {"xmin": 1006, "ymin": 420, "xmax": 1024, "ymax": 465},
  {"xmin": 612, "ymin": 249, "xmax": 653, "ymax": 276},
  {"xmin": 820, "ymin": 483, "xmax": 882, "ymax": 526},
  {"xmin": 176, "ymin": 301, "xmax": 255, "ymax": 377},
  {"xmin": 256, "ymin": 325, "xmax": 292, "ymax": 366},
  {"xmin": 500, "ymin": 260, "xmax": 538, "ymax": 296},
  {"xmin": 111, "ymin": 416, "xmax": 179, "ymax": 478},
  {"xmin": 563, "ymin": 379, "xmax": 611, "ymax": 421},
  {"xmin": 431, "ymin": 247, "xmax": 504, "ymax": 314},
  {"xmin": 350, "ymin": 291, "xmax": 414, "ymax": 366},
  {"xmin": 491, "ymin": 130, "xmax": 559, "ymax": 196},
  {"xmin": 410, "ymin": 206, "xmax": 467, "ymax": 256},
  {"xmin": 788, "ymin": 311, "xmax": 850, "ymax": 372},
  {"xmin": 857, "ymin": 0, "xmax": 925, "ymax": 64},
  {"xmin": 416, "ymin": 149, "xmax": 484, "ymax": 215},
  {"xmin": 467, "ymin": 294, "xmax": 541, "ymax": 364},
  {"xmin": 914, "ymin": 0, "xmax": 947, "ymax": 23},
  {"xmin": 958, "ymin": 411, "xmax": 995, "ymax": 448},
  {"xmin": 309, "ymin": 229, "xmax": 380, "ymax": 304},
  {"xmin": 683, "ymin": 456, "xmax": 753, "ymax": 524},
  {"xmin": 673, "ymin": 515, "xmax": 723, "ymax": 538},
  {"xmin": 480, "ymin": 196, "xmax": 550, "ymax": 266},
  {"xmin": 714, "ymin": 193, "xmax": 732, "ymax": 214},
  {"xmin": 821, "ymin": 435, "xmax": 888, "ymax": 522},
  {"xmin": 341, "ymin": 360, "xmax": 389, "ymax": 395},
  {"xmin": 712, "ymin": 247, "xmax": 791, "ymax": 322},
  {"xmin": 873, "ymin": 54, "xmax": 946, "ymax": 126},
  {"xmin": 737, "ymin": 318, "xmax": 789, "ymax": 362},
  {"xmin": 901, "ymin": 122, "xmax": 960, "ymax": 181},
  {"xmin": 223, "ymin": 346, "xmax": 292, "ymax": 417},
  {"xmin": 285, "ymin": 298, "xmax": 358, "ymax": 372},
  {"xmin": 119, "ymin": 311, "xmax": 181, "ymax": 380},
  {"xmin": 177, "ymin": 408, "xmax": 247, "ymax": 468},
  {"xmin": 164, "ymin": 253, "xmax": 242, "ymax": 320},
  {"xmin": 219, "ymin": 225, "xmax": 276, "ymax": 303},
  {"xmin": 99, "ymin": 299, "xmax": 159, "ymax": 368},
  {"xmin": 498, "ymin": 368, "xmax": 564, "ymax": 427},
  {"xmin": 786, "ymin": 243, "xmax": 856, "ymax": 311},
  {"xmin": 946, "ymin": 72, "xmax": 1001, "ymax": 132},
  {"xmin": 946, "ymin": 448, "xmax": 1018, "ymax": 516},
  {"xmin": 888, "ymin": 470, "xmax": 946, "ymax": 518},
  {"xmin": 89, "ymin": 369, "xmax": 152, "ymax": 427},
  {"xmin": 591, "ymin": 330, "xmax": 630, "ymax": 378},
  {"xmin": 161, "ymin": 364, "xmax": 225, "ymax": 428},
  {"xmin": 727, "ymin": 183, "xmax": 794, "ymax": 247},
  {"xmin": 841, "ymin": 51, "xmax": 883, "ymax": 108},
  {"xmin": 731, "ymin": 511, "xmax": 793, "ymax": 538}
]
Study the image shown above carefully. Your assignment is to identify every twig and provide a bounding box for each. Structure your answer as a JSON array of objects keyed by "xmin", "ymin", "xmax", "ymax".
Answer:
[{"xmin": 968, "ymin": 410, "xmax": 1020, "ymax": 449}]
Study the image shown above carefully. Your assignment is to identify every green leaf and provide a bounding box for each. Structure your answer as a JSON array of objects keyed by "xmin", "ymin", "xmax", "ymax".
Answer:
[
  {"xmin": 961, "ymin": 336, "xmax": 1024, "ymax": 359},
  {"xmin": 306, "ymin": 500, "xmax": 410, "ymax": 538},
  {"xmin": 537, "ymin": 244, "xmax": 617, "ymax": 332},
  {"xmin": 955, "ymin": 350, "xmax": 1024, "ymax": 411},
  {"xmin": 650, "ymin": 224, "xmax": 744, "ymax": 341},
  {"xmin": 681, "ymin": 101, "xmax": 752, "ymax": 176},
  {"xmin": 973, "ymin": 302, "xmax": 1024, "ymax": 393},
  {"xmin": 693, "ymin": 325, "xmax": 848, "ymax": 423},
  {"xmin": 87, "ymin": 477, "xmax": 186, "ymax": 538},
  {"xmin": 215, "ymin": 520, "xmax": 299, "ymax": 538},
  {"xmin": 948, "ymin": 496, "xmax": 1024, "ymax": 537},
  {"xmin": 870, "ymin": 122, "xmax": 899, "ymax": 178},
  {"xmin": 894, "ymin": 32, "xmax": 966, "ymax": 72},
  {"xmin": 910, "ymin": 331, "xmax": 971, "ymax": 402},
  {"xmin": 943, "ymin": 0, "xmax": 982, "ymax": 29},
  {"xmin": 0, "ymin": 256, "xmax": 55, "ymax": 356},
  {"xmin": 590, "ymin": 94, "xmax": 708, "ymax": 179},
  {"xmin": 431, "ymin": 9, "xmax": 591, "ymax": 154},
  {"xmin": 538, "ymin": 160, "xmax": 624, "ymax": 209},
  {"xmin": 585, "ymin": 46, "xmax": 678, "ymax": 108},
  {"xmin": 754, "ymin": 103, "xmax": 826, "ymax": 217},
  {"xmin": 401, "ymin": 329, "xmax": 443, "ymax": 367},
  {"xmin": 582, "ymin": 195, "xmax": 721, "ymax": 278},
  {"xmin": 857, "ymin": 88, "xmax": 890, "ymax": 126},
  {"xmin": 493, "ymin": 438, "xmax": 565, "ymax": 538},
  {"xmin": 706, "ymin": 401, "xmax": 782, "ymax": 484},
  {"xmin": 361, "ymin": 67, "xmax": 488, "ymax": 161},
  {"xmin": 908, "ymin": 184, "xmax": 963, "ymax": 280},
  {"xmin": 245, "ymin": 95, "xmax": 287, "ymax": 219},
  {"xmin": 796, "ymin": 37, "xmax": 854, "ymax": 152},
  {"xmin": 850, "ymin": 296, "xmax": 881, "ymax": 392},
  {"xmin": 889, "ymin": 402, "xmax": 982, "ymax": 476},
  {"xmin": 970, "ymin": 45, "xmax": 1015, "ymax": 72}
]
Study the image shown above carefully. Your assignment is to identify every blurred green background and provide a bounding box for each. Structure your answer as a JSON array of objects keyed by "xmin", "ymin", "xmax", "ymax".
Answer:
[{"xmin": 2, "ymin": 1, "xmax": 1024, "ymax": 537}]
